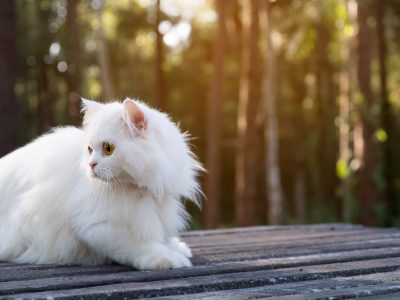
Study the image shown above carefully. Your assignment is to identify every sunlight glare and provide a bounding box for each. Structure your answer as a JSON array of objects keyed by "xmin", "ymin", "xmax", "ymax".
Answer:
[
  {"xmin": 49, "ymin": 42, "xmax": 61, "ymax": 57},
  {"xmin": 159, "ymin": 20, "xmax": 172, "ymax": 35},
  {"xmin": 163, "ymin": 21, "xmax": 191, "ymax": 48},
  {"xmin": 161, "ymin": 0, "xmax": 205, "ymax": 19}
]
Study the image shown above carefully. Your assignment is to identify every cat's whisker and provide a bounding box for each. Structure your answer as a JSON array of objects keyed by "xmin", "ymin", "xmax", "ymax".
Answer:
[
  {"xmin": 106, "ymin": 178, "xmax": 114, "ymax": 220},
  {"xmin": 95, "ymin": 182, "xmax": 102, "ymax": 216},
  {"xmin": 104, "ymin": 176, "xmax": 112, "ymax": 221},
  {"xmin": 115, "ymin": 178, "xmax": 129, "ymax": 228},
  {"xmin": 98, "ymin": 176, "xmax": 109, "ymax": 219},
  {"xmin": 112, "ymin": 182, "xmax": 119, "ymax": 223},
  {"xmin": 107, "ymin": 173, "xmax": 120, "ymax": 224}
]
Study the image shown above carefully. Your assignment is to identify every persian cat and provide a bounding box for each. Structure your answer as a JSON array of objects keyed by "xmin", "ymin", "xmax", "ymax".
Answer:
[{"xmin": 0, "ymin": 98, "xmax": 202, "ymax": 270}]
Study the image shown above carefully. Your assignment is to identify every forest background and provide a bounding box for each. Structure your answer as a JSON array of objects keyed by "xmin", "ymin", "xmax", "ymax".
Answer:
[{"xmin": 1, "ymin": 0, "xmax": 399, "ymax": 229}]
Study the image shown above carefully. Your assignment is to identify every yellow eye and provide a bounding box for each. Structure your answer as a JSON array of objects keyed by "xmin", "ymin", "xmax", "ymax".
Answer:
[{"xmin": 103, "ymin": 143, "xmax": 115, "ymax": 156}]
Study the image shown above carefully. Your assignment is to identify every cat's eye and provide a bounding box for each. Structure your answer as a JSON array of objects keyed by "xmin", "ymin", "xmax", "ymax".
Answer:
[
  {"xmin": 103, "ymin": 143, "xmax": 115, "ymax": 156},
  {"xmin": 88, "ymin": 146, "xmax": 93, "ymax": 154}
]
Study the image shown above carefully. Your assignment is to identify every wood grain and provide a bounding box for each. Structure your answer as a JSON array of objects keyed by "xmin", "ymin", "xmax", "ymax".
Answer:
[{"xmin": 0, "ymin": 224, "xmax": 399, "ymax": 299}]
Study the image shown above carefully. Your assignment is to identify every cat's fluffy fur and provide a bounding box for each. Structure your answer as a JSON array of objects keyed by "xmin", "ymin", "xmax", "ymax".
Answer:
[{"xmin": 0, "ymin": 98, "xmax": 202, "ymax": 270}]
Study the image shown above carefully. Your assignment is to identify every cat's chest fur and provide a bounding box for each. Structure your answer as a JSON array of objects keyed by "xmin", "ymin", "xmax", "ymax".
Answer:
[{"xmin": 67, "ymin": 181, "xmax": 166, "ymax": 238}]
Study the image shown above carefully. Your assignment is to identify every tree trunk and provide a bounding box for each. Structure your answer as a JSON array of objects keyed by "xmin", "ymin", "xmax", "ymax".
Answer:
[
  {"xmin": 377, "ymin": 0, "xmax": 393, "ymax": 224},
  {"xmin": 37, "ymin": 63, "xmax": 52, "ymax": 131},
  {"xmin": 338, "ymin": 0, "xmax": 355, "ymax": 222},
  {"xmin": 0, "ymin": 0, "xmax": 17, "ymax": 157},
  {"xmin": 338, "ymin": 63, "xmax": 353, "ymax": 222},
  {"xmin": 95, "ymin": 0, "xmax": 115, "ymax": 100},
  {"xmin": 36, "ymin": 2, "xmax": 53, "ymax": 132},
  {"xmin": 66, "ymin": 0, "xmax": 82, "ymax": 125},
  {"xmin": 356, "ymin": 2, "xmax": 380, "ymax": 225},
  {"xmin": 204, "ymin": 0, "xmax": 227, "ymax": 229},
  {"xmin": 314, "ymin": 19, "xmax": 338, "ymax": 219},
  {"xmin": 262, "ymin": 1, "xmax": 283, "ymax": 225},
  {"xmin": 293, "ymin": 166, "xmax": 305, "ymax": 223},
  {"xmin": 234, "ymin": 0, "xmax": 250, "ymax": 226},
  {"xmin": 235, "ymin": 0, "xmax": 261, "ymax": 226},
  {"xmin": 155, "ymin": 0, "xmax": 166, "ymax": 110},
  {"xmin": 292, "ymin": 65, "xmax": 307, "ymax": 224}
]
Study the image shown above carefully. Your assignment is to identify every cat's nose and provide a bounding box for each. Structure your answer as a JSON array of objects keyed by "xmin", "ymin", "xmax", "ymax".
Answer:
[{"xmin": 89, "ymin": 162, "xmax": 97, "ymax": 170}]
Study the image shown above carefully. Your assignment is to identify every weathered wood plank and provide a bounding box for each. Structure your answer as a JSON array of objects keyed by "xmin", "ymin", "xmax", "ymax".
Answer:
[
  {"xmin": 4, "ymin": 257, "xmax": 400, "ymax": 299},
  {"xmin": 193, "ymin": 240, "xmax": 400, "ymax": 264},
  {"xmin": 0, "ymin": 264, "xmax": 131, "ymax": 282},
  {"xmin": 362, "ymin": 291, "xmax": 400, "ymax": 299},
  {"xmin": 1, "ymin": 247, "xmax": 399, "ymax": 295},
  {"xmin": 166, "ymin": 284, "xmax": 400, "ymax": 300},
  {"xmin": 190, "ymin": 232, "xmax": 400, "ymax": 256},
  {"xmin": 1, "ymin": 224, "xmax": 399, "ymax": 299},
  {"xmin": 181, "ymin": 223, "xmax": 363, "ymax": 238},
  {"xmin": 1, "ymin": 235, "xmax": 399, "ymax": 283},
  {"xmin": 155, "ymin": 271, "xmax": 400, "ymax": 299},
  {"xmin": 184, "ymin": 227, "xmax": 375, "ymax": 247},
  {"xmin": 186, "ymin": 227, "xmax": 400, "ymax": 246}
]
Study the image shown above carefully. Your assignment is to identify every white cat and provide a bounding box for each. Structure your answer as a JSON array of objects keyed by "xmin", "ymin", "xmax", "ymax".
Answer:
[{"xmin": 0, "ymin": 98, "xmax": 202, "ymax": 270}]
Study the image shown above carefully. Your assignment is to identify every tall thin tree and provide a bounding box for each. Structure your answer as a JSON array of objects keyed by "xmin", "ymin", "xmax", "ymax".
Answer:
[
  {"xmin": 36, "ymin": 2, "xmax": 53, "ymax": 132},
  {"xmin": 356, "ymin": 2, "xmax": 380, "ymax": 225},
  {"xmin": 0, "ymin": 0, "xmax": 17, "ymax": 157},
  {"xmin": 376, "ymin": 0, "xmax": 393, "ymax": 224},
  {"xmin": 338, "ymin": 0, "xmax": 355, "ymax": 221},
  {"xmin": 291, "ymin": 66, "xmax": 307, "ymax": 224},
  {"xmin": 204, "ymin": 0, "xmax": 227, "ymax": 229},
  {"xmin": 262, "ymin": 1, "xmax": 283, "ymax": 225},
  {"xmin": 314, "ymin": 8, "xmax": 338, "ymax": 218},
  {"xmin": 66, "ymin": 0, "xmax": 82, "ymax": 125},
  {"xmin": 235, "ymin": 0, "xmax": 261, "ymax": 226},
  {"xmin": 155, "ymin": 0, "xmax": 166, "ymax": 110},
  {"xmin": 95, "ymin": 0, "xmax": 115, "ymax": 100}
]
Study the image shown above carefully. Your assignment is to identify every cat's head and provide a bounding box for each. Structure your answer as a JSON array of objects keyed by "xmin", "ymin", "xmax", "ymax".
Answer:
[{"xmin": 81, "ymin": 98, "xmax": 202, "ymax": 201}]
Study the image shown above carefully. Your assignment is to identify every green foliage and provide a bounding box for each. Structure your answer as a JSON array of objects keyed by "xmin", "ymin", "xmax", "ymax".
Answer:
[{"xmin": 336, "ymin": 159, "xmax": 350, "ymax": 180}]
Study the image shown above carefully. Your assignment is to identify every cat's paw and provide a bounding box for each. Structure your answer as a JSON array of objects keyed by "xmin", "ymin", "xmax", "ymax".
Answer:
[
  {"xmin": 135, "ymin": 246, "xmax": 192, "ymax": 270},
  {"xmin": 169, "ymin": 237, "xmax": 192, "ymax": 258}
]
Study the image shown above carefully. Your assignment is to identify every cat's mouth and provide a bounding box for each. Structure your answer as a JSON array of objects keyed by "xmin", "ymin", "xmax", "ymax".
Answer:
[{"xmin": 88, "ymin": 169, "xmax": 114, "ymax": 183}]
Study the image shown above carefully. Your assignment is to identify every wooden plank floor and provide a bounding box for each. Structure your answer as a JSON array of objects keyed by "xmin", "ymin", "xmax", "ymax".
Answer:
[{"xmin": 1, "ymin": 224, "xmax": 400, "ymax": 299}]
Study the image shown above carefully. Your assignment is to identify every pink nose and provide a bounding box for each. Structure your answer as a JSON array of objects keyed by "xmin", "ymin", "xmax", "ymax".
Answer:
[{"xmin": 89, "ymin": 162, "xmax": 97, "ymax": 169}]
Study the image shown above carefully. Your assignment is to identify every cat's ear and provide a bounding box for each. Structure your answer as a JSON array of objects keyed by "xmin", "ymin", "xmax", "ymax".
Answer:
[
  {"xmin": 123, "ymin": 99, "xmax": 147, "ymax": 133},
  {"xmin": 81, "ymin": 98, "xmax": 103, "ymax": 115},
  {"xmin": 81, "ymin": 98, "xmax": 103, "ymax": 126}
]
